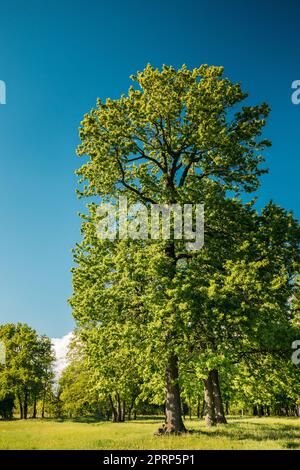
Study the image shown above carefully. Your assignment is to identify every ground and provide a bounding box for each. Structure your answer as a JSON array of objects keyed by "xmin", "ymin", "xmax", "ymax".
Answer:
[{"xmin": 0, "ymin": 416, "xmax": 299, "ymax": 450}]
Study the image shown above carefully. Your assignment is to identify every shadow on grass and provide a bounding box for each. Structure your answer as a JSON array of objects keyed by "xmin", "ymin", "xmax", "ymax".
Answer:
[
  {"xmin": 50, "ymin": 415, "xmax": 165, "ymax": 425},
  {"xmin": 188, "ymin": 419, "xmax": 300, "ymax": 444}
]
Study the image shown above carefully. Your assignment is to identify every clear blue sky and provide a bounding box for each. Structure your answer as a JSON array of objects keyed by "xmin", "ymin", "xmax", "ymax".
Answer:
[{"xmin": 0, "ymin": 0, "xmax": 299, "ymax": 337}]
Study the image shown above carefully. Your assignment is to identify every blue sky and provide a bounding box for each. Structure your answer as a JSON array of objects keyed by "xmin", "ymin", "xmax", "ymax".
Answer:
[{"xmin": 0, "ymin": 0, "xmax": 299, "ymax": 337}]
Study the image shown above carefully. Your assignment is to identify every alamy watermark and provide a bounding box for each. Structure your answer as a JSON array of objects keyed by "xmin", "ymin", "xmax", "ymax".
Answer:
[
  {"xmin": 0, "ymin": 341, "xmax": 5, "ymax": 365},
  {"xmin": 0, "ymin": 80, "xmax": 6, "ymax": 105},
  {"xmin": 96, "ymin": 197, "xmax": 204, "ymax": 251},
  {"xmin": 292, "ymin": 340, "xmax": 300, "ymax": 365},
  {"xmin": 291, "ymin": 80, "xmax": 300, "ymax": 105}
]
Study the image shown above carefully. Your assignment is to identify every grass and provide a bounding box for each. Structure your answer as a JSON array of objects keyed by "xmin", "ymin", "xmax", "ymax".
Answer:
[{"xmin": 0, "ymin": 416, "xmax": 299, "ymax": 450}]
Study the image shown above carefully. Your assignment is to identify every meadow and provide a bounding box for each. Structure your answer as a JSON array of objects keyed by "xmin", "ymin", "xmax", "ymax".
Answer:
[{"xmin": 0, "ymin": 416, "xmax": 299, "ymax": 450}]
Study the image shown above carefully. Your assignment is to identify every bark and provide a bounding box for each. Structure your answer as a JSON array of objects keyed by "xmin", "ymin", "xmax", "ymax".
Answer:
[
  {"xmin": 211, "ymin": 369, "xmax": 227, "ymax": 424},
  {"xmin": 41, "ymin": 382, "xmax": 48, "ymax": 419},
  {"xmin": 41, "ymin": 392, "xmax": 46, "ymax": 419},
  {"xmin": 20, "ymin": 389, "xmax": 28, "ymax": 420},
  {"xmin": 196, "ymin": 396, "xmax": 201, "ymax": 419},
  {"xmin": 162, "ymin": 354, "xmax": 186, "ymax": 434},
  {"xmin": 23, "ymin": 398, "xmax": 28, "ymax": 419},
  {"xmin": 127, "ymin": 395, "xmax": 136, "ymax": 421},
  {"xmin": 200, "ymin": 398, "xmax": 205, "ymax": 419},
  {"xmin": 108, "ymin": 395, "xmax": 117, "ymax": 422},
  {"xmin": 116, "ymin": 394, "xmax": 121, "ymax": 422},
  {"xmin": 18, "ymin": 396, "xmax": 23, "ymax": 420},
  {"xmin": 32, "ymin": 396, "xmax": 37, "ymax": 419},
  {"xmin": 121, "ymin": 400, "xmax": 126, "ymax": 422},
  {"xmin": 203, "ymin": 371, "xmax": 216, "ymax": 427},
  {"xmin": 155, "ymin": 240, "xmax": 186, "ymax": 435}
]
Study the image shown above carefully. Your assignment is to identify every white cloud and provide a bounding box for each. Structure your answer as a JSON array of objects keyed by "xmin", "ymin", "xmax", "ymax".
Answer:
[{"xmin": 51, "ymin": 332, "xmax": 73, "ymax": 379}]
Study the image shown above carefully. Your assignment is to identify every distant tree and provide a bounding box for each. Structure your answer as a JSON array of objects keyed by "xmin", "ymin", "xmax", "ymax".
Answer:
[
  {"xmin": 0, "ymin": 393, "xmax": 14, "ymax": 420},
  {"xmin": 0, "ymin": 323, "xmax": 54, "ymax": 419},
  {"xmin": 59, "ymin": 341, "xmax": 104, "ymax": 419}
]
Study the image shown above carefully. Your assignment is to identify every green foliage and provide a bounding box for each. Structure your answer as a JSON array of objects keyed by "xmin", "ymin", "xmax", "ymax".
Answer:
[
  {"xmin": 70, "ymin": 63, "xmax": 300, "ymax": 427},
  {"xmin": 0, "ymin": 323, "xmax": 54, "ymax": 419}
]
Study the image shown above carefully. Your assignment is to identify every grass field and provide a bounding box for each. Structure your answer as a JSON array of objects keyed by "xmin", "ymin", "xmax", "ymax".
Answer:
[{"xmin": 0, "ymin": 416, "xmax": 300, "ymax": 450}]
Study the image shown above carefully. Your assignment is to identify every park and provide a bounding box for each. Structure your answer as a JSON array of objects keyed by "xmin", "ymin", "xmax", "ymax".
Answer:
[
  {"xmin": 0, "ymin": 1, "xmax": 299, "ymax": 456},
  {"xmin": 0, "ymin": 63, "xmax": 300, "ymax": 450}
]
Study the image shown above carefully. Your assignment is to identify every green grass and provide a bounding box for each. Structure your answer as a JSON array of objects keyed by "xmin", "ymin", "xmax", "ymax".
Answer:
[{"xmin": 0, "ymin": 416, "xmax": 300, "ymax": 450}]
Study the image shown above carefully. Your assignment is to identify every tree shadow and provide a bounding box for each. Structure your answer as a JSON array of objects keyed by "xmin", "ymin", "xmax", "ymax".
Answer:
[{"xmin": 188, "ymin": 419, "xmax": 300, "ymax": 444}]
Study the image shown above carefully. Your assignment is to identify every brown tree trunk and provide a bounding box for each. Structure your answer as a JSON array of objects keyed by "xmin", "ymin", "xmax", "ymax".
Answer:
[
  {"xmin": 197, "ymin": 396, "xmax": 201, "ymax": 419},
  {"xmin": 156, "ymin": 241, "xmax": 186, "ymax": 435},
  {"xmin": 211, "ymin": 369, "xmax": 227, "ymax": 424},
  {"xmin": 116, "ymin": 394, "xmax": 122, "ymax": 422},
  {"xmin": 18, "ymin": 395, "xmax": 23, "ymax": 420},
  {"xmin": 41, "ymin": 392, "xmax": 46, "ymax": 419},
  {"xmin": 203, "ymin": 371, "xmax": 216, "ymax": 428},
  {"xmin": 160, "ymin": 354, "xmax": 186, "ymax": 434},
  {"xmin": 121, "ymin": 400, "xmax": 125, "ymax": 422},
  {"xmin": 32, "ymin": 396, "xmax": 37, "ymax": 419},
  {"xmin": 127, "ymin": 395, "xmax": 136, "ymax": 421},
  {"xmin": 108, "ymin": 395, "xmax": 117, "ymax": 422},
  {"xmin": 23, "ymin": 390, "xmax": 28, "ymax": 420}
]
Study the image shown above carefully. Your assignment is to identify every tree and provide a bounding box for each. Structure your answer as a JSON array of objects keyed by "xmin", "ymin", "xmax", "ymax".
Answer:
[
  {"xmin": 72, "ymin": 64, "xmax": 271, "ymax": 433},
  {"xmin": 0, "ymin": 323, "xmax": 54, "ymax": 419},
  {"xmin": 59, "ymin": 338, "xmax": 106, "ymax": 419}
]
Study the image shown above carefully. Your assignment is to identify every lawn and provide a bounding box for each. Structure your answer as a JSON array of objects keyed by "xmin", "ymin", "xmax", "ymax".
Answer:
[{"xmin": 0, "ymin": 416, "xmax": 299, "ymax": 450}]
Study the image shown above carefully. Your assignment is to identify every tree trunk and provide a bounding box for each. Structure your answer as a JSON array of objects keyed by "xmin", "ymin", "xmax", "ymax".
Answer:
[
  {"xmin": 41, "ymin": 392, "xmax": 45, "ymax": 419},
  {"xmin": 108, "ymin": 395, "xmax": 117, "ymax": 422},
  {"xmin": 23, "ymin": 390, "xmax": 28, "ymax": 420},
  {"xmin": 200, "ymin": 398, "xmax": 205, "ymax": 419},
  {"xmin": 211, "ymin": 369, "xmax": 227, "ymax": 424},
  {"xmin": 41, "ymin": 382, "xmax": 48, "ymax": 419},
  {"xmin": 32, "ymin": 396, "xmax": 37, "ymax": 419},
  {"xmin": 127, "ymin": 395, "xmax": 136, "ymax": 421},
  {"xmin": 156, "ymin": 241, "xmax": 186, "ymax": 435},
  {"xmin": 18, "ymin": 396, "xmax": 23, "ymax": 420},
  {"xmin": 161, "ymin": 354, "xmax": 186, "ymax": 434},
  {"xmin": 196, "ymin": 396, "xmax": 201, "ymax": 419},
  {"xmin": 116, "ymin": 394, "xmax": 122, "ymax": 422},
  {"xmin": 203, "ymin": 371, "xmax": 216, "ymax": 427},
  {"xmin": 121, "ymin": 400, "xmax": 125, "ymax": 422}
]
